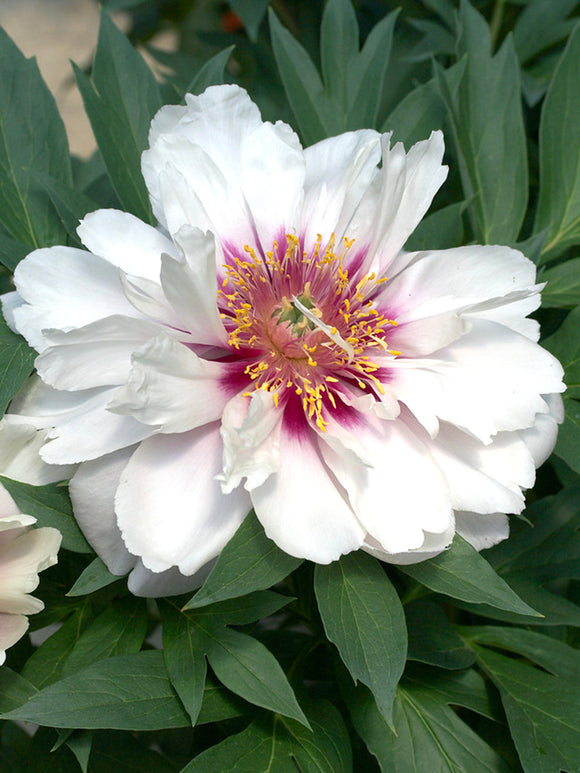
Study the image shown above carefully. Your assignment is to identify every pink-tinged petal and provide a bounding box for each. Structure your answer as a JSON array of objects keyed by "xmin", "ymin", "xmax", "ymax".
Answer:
[
  {"xmin": 109, "ymin": 333, "xmax": 233, "ymax": 434},
  {"xmin": 362, "ymin": 523, "xmax": 455, "ymax": 565},
  {"xmin": 321, "ymin": 414, "xmax": 452, "ymax": 554},
  {"xmin": 240, "ymin": 120, "xmax": 305, "ymax": 250},
  {"xmin": 301, "ymin": 130, "xmax": 380, "ymax": 255},
  {"xmin": 0, "ymin": 419, "xmax": 75, "ymax": 485},
  {"xmin": 115, "ymin": 425, "xmax": 251, "ymax": 575},
  {"xmin": 251, "ymin": 405, "xmax": 365, "ymax": 563},
  {"xmin": 161, "ymin": 226, "xmax": 227, "ymax": 346},
  {"xmin": 391, "ymin": 320, "xmax": 565, "ymax": 443},
  {"xmin": 69, "ymin": 448, "xmax": 138, "ymax": 576},
  {"xmin": 219, "ymin": 391, "xmax": 283, "ymax": 494},
  {"xmin": 0, "ymin": 614, "xmax": 29, "ymax": 663},
  {"xmin": 351, "ymin": 131, "xmax": 447, "ymax": 275},
  {"xmin": 519, "ymin": 393, "xmax": 564, "ymax": 467},
  {"xmin": 430, "ymin": 422, "xmax": 535, "ymax": 515},
  {"xmin": 35, "ymin": 316, "xmax": 163, "ymax": 391},
  {"xmin": 11, "ymin": 247, "xmax": 140, "ymax": 351},
  {"xmin": 77, "ymin": 209, "xmax": 177, "ymax": 282},
  {"xmin": 455, "ymin": 511, "xmax": 509, "ymax": 551}
]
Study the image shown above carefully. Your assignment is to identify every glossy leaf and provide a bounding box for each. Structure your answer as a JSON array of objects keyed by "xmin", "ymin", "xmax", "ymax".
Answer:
[
  {"xmin": 4, "ymin": 651, "xmax": 190, "ymax": 730},
  {"xmin": 67, "ymin": 557, "xmax": 121, "ymax": 597},
  {"xmin": 184, "ymin": 511, "xmax": 302, "ymax": 610},
  {"xmin": 0, "ymin": 316, "xmax": 36, "ymax": 417},
  {"xmin": 535, "ymin": 22, "xmax": 580, "ymax": 257},
  {"xmin": 475, "ymin": 646, "xmax": 580, "ymax": 773},
  {"xmin": 74, "ymin": 13, "xmax": 161, "ymax": 222},
  {"xmin": 183, "ymin": 700, "xmax": 351, "ymax": 773},
  {"xmin": 405, "ymin": 600, "xmax": 475, "ymax": 670},
  {"xmin": 400, "ymin": 535, "xmax": 540, "ymax": 616},
  {"xmin": 315, "ymin": 551, "xmax": 407, "ymax": 726},
  {"xmin": 0, "ymin": 476, "xmax": 92, "ymax": 553},
  {"xmin": 0, "ymin": 27, "xmax": 70, "ymax": 248}
]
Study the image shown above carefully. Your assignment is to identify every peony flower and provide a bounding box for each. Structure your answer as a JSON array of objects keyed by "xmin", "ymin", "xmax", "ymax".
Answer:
[
  {"xmin": 0, "ymin": 483, "xmax": 61, "ymax": 664},
  {"xmin": 1, "ymin": 85, "xmax": 564, "ymax": 596}
]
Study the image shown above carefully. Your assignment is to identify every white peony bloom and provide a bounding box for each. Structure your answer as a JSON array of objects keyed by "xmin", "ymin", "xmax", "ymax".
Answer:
[
  {"xmin": 1, "ymin": 85, "xmax": 565, "ymax": 596},
  {"xmin": 0, "ymin": 482, "xmax": 61, "ymax": 664}
]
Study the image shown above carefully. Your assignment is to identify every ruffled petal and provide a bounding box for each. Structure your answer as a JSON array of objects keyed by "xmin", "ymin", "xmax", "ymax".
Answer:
[
  {"xmin": 0, "ymin": 527, "xmax": 61, "ymax": 614},
  {"xmin": 77, "ymin": 209, "xmax": 177, "ymax": 282},
  {"xmin": 35, "ymin": 316, "xmax": 163, "ymax": 391},
  {"xmin": 10, "ymin": 247, "xmax": 139, "ymax": 351},
  {"xmin": 109, "ymin": 333, "xmax": 234, "ymax": 434},
  {"xmin": 115, "ymin": 425, "xmax": 251, "ymax": 575},
  {"xmin": 0, "ymin": 419, "xmax": 75, "ymax": 485}
]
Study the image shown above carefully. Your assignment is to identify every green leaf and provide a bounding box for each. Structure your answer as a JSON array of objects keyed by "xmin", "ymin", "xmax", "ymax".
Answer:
[
  {"xmin": 161, "ymin": 601, "xmax": 207, "ymax": 726},
  {"xmin": 320, "ymin": 0, "xmax": 359, "ymax": 109},
  {"xmin": 540, "ymin": 258, "xmax": 580, "ymax": 308},
  {"xmin": 183, "ymin": 700, "xmax": 352, "ymax": 773},
  {"xmin": 553, "ymin": 398, "xmax": 580, "ymax": 473},
  {"xmin": 0, "ymin": 27, "xmax": 70, "ymax": 248},
  {"xmin": 438, "ymin": 1, "xmax": 528, "ymax": 243},
  {"xmin": 346, "ymin": 10, "xmax": 399, "ymax": 130},
  {"xmin": 184, "ymin": 511, "xmax": 302, "ymax": 610},
  {"xmin": 197, "ymin": 674, "xmax": 245, "ymax": 726},
  {"xmin": 268, "ymin": 8, "xmax": 338, "ymax": 145},
  {"xmin": 67, "ymin": 557, "xmax": 121, "ymax": 597},
  {"xmin": 544, "ymin": 306, "xmax": 580, "ymax": 399},
  {"xmin": 513, "ymin": 0, "xmax": 579, "ymax": 65},
  {"xmin": 186, "ymin": 46, "xmax": 235, "ymax": 95},
  {"xmin": 343, "ymin": 675, "xmax": 510, "ymax": 773},
  {"xmin": 228, "ymin": 0, "xmax": 268, "ymax": 42},
  {"xmin": 461, "ymin": 626, "xmax": 580, "ymax": 680},
  {"xmin": 63, "ymin": 597, "xmax": 148, "ymax": 676},
  {"xmin": 205, "ymin": 627, "xmax": 309, "ymax": 728},
  {"xmin": 74, "ymin": 12, "xmax": 161, "ymax": 222},
  {"xmin": 0, "ymin": 477, "xmax": 92, "ymax": 553},
  {"xmin": 0, "ymin": 668, "xmax": 37, "ymax": 714},
  {"xmin": 404, "ymin": 200, "xmax": 466, "ymax": 252},
  {"xmin": 535, "ymin": 22, "xmax": 580, "ymax": 257},
  {"xmin": 405, "ymin": 600, "xmax": 475, "ymax": 670},
  {"xmin": 191, "ymin": 590, "xmax": 292, "ymax": 628},
  {"xmin": 34, "ymin": 174, "xmax": 99, "ymax": 249},
  {"xmin": 22, "ymin": 603, "xmax": 94, "ymax": 689},
  {"xmin": 89, "ymin": 731, "xmax": 177, "ymax": 773},
  {"xmin": 475, "ymin": 646, "xmax": 580, "ymax": 773},
  {"xmin": 400, "ymin": 535, "xmax": 540, "ymax": 616},
  {"xmin": 0, "ymin": 232, "xmax": 32, "ymax": 272},
  {"xmin": 0, "ymin": 315, "xmax": 36, "ymax": 417},
  {"xmin": 4, "ymin": 651, "xmax": 190, "ymax": 730},
  {"xmin": 315, "ymin": 551, "xmax": 407, "ymax": 727}
]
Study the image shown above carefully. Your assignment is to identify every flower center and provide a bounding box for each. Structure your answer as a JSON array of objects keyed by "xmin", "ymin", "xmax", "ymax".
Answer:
[{"xmin": 218, "ymin": 233, "xmax": 399, "ymax": 430}]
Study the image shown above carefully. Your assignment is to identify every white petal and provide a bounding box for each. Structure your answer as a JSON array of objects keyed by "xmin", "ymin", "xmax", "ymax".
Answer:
[
  {"xmin": 321, "ymin": 415, "xmax": 453, "ymax": 554},
  {"xmin": 115, "ymin": 425, "xmax": 251, "ymax": 575},
  {"xmin": 391, "ymin": 319, "xmax": 565, "ymax": 442},
  {"xmin": 11, "ymin": 247, "xmax": 139, "ymax": 351},
  {"xmin": 251, "ymin": 412, "xmax": 365, "ymax": 563},
  {"xmin": 219, "ymin": 391, "xmax": 282, "ymax": 493},
  {"xmin": 363, "ymin": 524, "xmax": 455, "ymax": 565},
  {"xmin": 0, "ymin": 419, "xmax": 75, "ymax": 485},
  {"xmin": 35, "ymin": 316, "xmax": 163, "ymax": 390},
  {"xmin": 455, "ymin": 511, "xmax": 509, "ymax": 551},
  {"xmin": 350, "ymin": 131, "xmax": 448, "ymax": 275},
  {"xmin": 109, "ymin": 333, "xmax": 233, "ymax": 434},
  {"xmin": 127, "ymin": 559, "xmax": 214, "ymax": 598},
  {"xmin": 0, "ymin": 614, "xmax": 29, "ymax": 661},
  {"xmin": 388, "ymin": 312, "xmax": 467, "ymax": 356},
  {"xmin": 430, "ymin": 422, "xmax": 535, "ymax": 515},
  {"xmin": 301, "ymin": 129, "xmax": 381, "ymax": 254},
  {"xmin": 69, "ymin": 448, "xmax": 138, "ymax": 576},
  {"xmin": 0, "ymin": 527, "xmax": 61, "ymax": 614},
  {"xmin": 240, "ymin": 120, "xmax": 305, "ymax": 250},
  {"xmin": 77, "ymin": 209, "xmax": 177, "ymax": 282},
  {"xmin": 120, "ymin": 272, "xmax": 184, "ymax": 329},
  {"xmin": 161, "ymin": 226, "xmax": 227, "ymax": 346},
  {"xmin": 519, "ymin": 393, "xmax": 564, "ymax": 466}
]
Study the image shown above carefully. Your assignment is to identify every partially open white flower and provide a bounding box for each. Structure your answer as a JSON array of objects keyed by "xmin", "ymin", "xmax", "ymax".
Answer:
[
  {"xmin": 0, "ymin": 481, "xmax": 61, "ymax": 664},
  {"xmin": 1, "ymin": 85, "xmax": 565, "ymax": 596}
]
